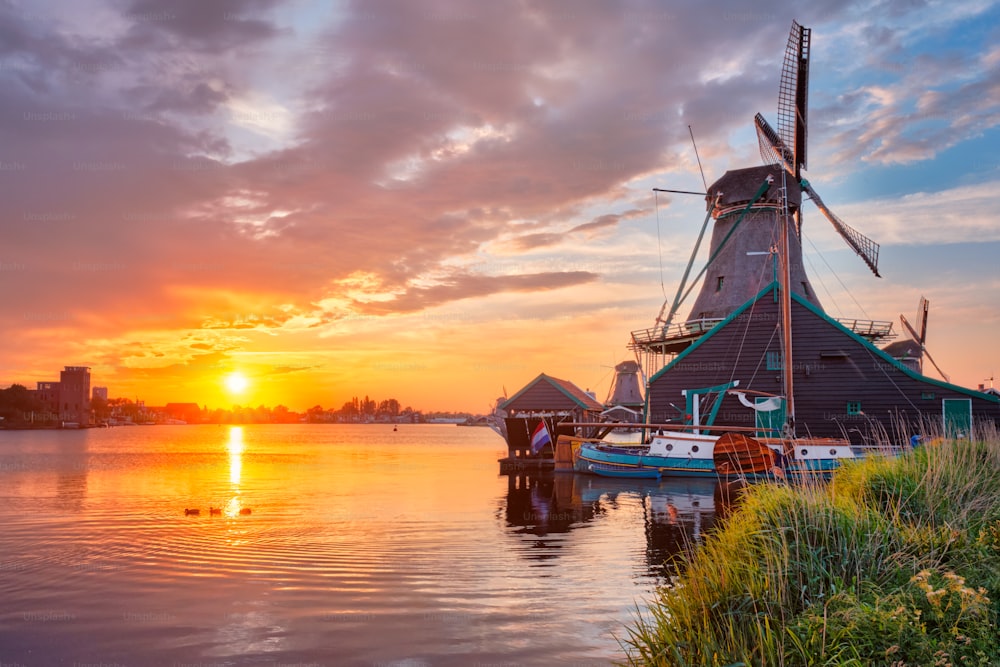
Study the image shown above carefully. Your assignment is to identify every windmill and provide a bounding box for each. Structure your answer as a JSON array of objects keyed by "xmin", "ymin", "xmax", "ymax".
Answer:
[
  {"xmin": 753, "ymin": 21, "xmax": 881, "ymax": 278},
  {"xmin": 894, "ymin": 297, "xmax": 949, "ymax": 382},
  {"xmin": 631, "ymin": 20, "xmax": 895, "ymax": 378},
  {"xmin": 680, "ymin": 21, "xmax": 882, "ymax": 326}
]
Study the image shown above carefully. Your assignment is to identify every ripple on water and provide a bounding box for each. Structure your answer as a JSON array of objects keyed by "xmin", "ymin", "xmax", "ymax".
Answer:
[{"xmin": 0, "ymin": 425, "xmax": 718, "ymax": 666}]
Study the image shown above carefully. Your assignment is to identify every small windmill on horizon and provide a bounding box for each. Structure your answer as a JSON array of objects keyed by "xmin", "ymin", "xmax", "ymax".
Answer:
[{"xmin": 883, "ymin": 296, "xmax": 950, "ymax": 382}]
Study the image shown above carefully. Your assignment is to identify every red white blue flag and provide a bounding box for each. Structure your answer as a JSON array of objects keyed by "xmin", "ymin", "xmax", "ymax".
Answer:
[{"xmin": 531, "ymin": 421, "xmax": 551, "ymax": 454}]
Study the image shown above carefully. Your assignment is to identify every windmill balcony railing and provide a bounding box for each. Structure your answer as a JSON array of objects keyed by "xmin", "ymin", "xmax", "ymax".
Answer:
[
  {"xmin": 835, "ymin": 318, "xmax": 896, "ymax": 341},
  {"xmin": 630, "ymin": 318, "xmax": 725, "ymax": 347},
  {"xmin": 631, "ymin": 315, "xmax": 895, "ymax": 350}
]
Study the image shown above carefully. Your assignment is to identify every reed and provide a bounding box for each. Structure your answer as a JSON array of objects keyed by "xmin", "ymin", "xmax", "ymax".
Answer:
[{"xmin": 622, "ymin": 428, "xmax": 1000, "ymax": 666}]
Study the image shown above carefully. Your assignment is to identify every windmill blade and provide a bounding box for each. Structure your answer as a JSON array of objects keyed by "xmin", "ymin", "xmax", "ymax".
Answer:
[
  {"xmin": 778, "ymin": 21, "xmax": 811, "ymax": 179},
  {"xmin": 900, "ymin": 314, "xmax": 921, "ymax": 343},
  {"xmin": 917, "ymin": 296, "xmax": 929, "ymax": 343},
  {"xmin": 922, "ymin": 347, "xmax": 950, "ymax": 383},
  {"xmin": 800, "ymin": 180, "xmax": 881, "ymax": 277},
  {"xmin": 754, "ymin": 113, "xmax": 793, "ymax": 173},
  {"xmin": 902, "ymin": 312, "xmax": 950, "ymax": 382}
]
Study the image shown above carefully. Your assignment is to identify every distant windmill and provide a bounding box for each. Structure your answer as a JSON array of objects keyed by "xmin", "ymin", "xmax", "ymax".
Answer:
[
  {"xmin": 897, "ymin": 297, "xmax": 949, "ymax": 382},
  {"xmin": 681, "ymin": 21, "xmax": 882, "ymax": 325}
]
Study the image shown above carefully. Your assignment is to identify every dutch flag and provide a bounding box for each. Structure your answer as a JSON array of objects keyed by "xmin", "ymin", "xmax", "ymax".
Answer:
[{"xmin": 530, "ymin": 421, "xmax": 551, "ymax": 454}]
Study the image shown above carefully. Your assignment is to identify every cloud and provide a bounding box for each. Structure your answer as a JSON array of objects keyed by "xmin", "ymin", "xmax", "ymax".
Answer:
[
  {"xmin": 350, "ymin": 270, "xmax": 600, "ymax": 315},
  {"xmin": 120, "ymin": 0, "xmax": 284, "ymax": 52},
  {"xmin": 836, "ymin": 181, "xmax": 1000, "ymax": 246},
  {"xmin": 811, "ymin": 2, "xmax": 1000, "ymax": 169},
  {"xmin": 3, "ymin": 0, "xmax": 997, "ymax": 402}
]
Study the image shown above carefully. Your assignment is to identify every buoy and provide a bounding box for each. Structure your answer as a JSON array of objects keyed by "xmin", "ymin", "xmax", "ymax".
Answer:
[
  {"xmin": 209, "ymin": 507, "xmax": 222, "ymax": 516},
  {"xmin": 184, "ymin": 508, "xmax": 200, "ymax": 516},
  {"xmin": 239, "ymin": 508, "xmax": 252, "ymax": 515}
]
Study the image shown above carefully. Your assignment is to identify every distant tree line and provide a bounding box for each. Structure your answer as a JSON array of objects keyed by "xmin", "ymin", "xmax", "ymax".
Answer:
[
  {"xmin": 1, "ymin": 385, "xmax": 476, "ymax": 427},
  {"xmin": 0, "ymin": 384, "xmax": 41, "ymax": 424}
]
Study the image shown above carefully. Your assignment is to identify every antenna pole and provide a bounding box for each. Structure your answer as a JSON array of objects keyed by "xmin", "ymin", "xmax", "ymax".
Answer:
[{"xmin": 689, "ymin": 125, "xmax": 709, "ymax": 192}]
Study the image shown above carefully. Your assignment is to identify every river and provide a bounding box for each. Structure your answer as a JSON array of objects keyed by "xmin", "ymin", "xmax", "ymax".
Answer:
[{"xmin": 0, "ymin": 424, "xmax": 731, "ymax": 666}]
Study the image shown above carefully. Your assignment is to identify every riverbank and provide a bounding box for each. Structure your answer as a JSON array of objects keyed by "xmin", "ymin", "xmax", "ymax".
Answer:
[{"xmin": 624, "ymin": 427, "xmax": 1000, "ymax": 665}]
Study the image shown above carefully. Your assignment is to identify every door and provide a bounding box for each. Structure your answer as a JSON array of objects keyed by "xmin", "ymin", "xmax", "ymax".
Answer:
[{"xmin": 942, "ymin": 398, "xmax": 972, "ymax": 439}]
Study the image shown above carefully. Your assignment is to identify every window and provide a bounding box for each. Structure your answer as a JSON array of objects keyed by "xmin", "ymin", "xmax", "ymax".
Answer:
[
  {"xmin": 846, "ymin": 401, "xmax": 862, "ymax": 415},
  {"xmin": 801, "ymin": 281, "xmax": 810, "ymax": 298},
  {"xmin": 766, "ymin": 351, "xmax": 784, "ymax": 370},
  {"xmin": 716, "ymin": 276, "xmax": 725, "ymax": 292}
]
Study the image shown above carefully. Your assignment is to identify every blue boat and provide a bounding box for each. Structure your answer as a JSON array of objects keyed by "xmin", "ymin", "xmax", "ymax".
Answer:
[
  {"xmin": 574, "ymin": 430, "xmax": 851, "ymax": 481},
  {"xmin": 570, "ymin": 375, "xmax": 860, "ymax": 481},
  {"xmin": 585, "ymin": 460, "xmax": 662, "ymax": 479}
]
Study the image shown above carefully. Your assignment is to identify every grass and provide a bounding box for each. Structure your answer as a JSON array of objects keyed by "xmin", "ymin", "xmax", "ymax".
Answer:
[{"xmin": 622, "ymin": 423, "xmax": 1000, "ymax": 666}]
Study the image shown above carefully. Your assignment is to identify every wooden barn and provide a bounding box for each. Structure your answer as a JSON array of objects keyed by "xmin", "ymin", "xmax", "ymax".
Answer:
[
  {"xmin": 497, "ymin": 373, "xmax": 604, "ymax": 463},
  {"xmin": 645, "ymin": 283, "xmax": 1000, "ymax": 445}
]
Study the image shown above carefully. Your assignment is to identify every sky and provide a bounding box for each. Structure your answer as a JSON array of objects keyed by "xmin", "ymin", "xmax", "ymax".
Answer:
[{"xmin": 2, "ymin": 0, "xmax": 999, "ymax": 413}]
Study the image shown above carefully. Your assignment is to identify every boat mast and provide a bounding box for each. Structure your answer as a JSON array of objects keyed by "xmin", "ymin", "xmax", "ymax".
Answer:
[{"xmin": 778, "ymin": 170, "xmax": 796, "ymax": 438}]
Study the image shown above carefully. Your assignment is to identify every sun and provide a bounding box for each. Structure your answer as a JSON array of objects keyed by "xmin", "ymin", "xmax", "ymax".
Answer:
[{"xmin": 225, "ymin": 371, "xmax": 250, "ymax": 394}]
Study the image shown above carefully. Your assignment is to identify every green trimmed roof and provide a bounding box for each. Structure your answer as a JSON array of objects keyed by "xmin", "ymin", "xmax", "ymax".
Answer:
[
  {"xmin": 650, "ymin": 281, "xmax": 1000, "ymax": 404},
  {"xmin": 500, "ymin": 373, "xmax": 604, "ymax": 412}
]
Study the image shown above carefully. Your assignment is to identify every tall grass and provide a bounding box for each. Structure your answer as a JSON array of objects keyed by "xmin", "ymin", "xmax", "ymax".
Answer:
[{"xmin": 623, "ymin": 425, "xmax": 1000, "ymax": 666}]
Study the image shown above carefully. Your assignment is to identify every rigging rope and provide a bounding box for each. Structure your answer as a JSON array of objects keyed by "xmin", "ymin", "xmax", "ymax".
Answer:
[
  {"xmin": 654, "ymin": 191, "xmax": 667, "ymax": 300},
  {"xmin": 803, "ymin": 243, "xmax": 841, "ymax": 316},
  {"xmin": 803, "ymin": 232, "xmax": 871, "ymax": 320}
]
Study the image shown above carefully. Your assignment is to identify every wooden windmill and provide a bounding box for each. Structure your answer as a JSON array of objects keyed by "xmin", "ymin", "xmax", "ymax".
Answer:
[
  {"xmin": 685, "ymin": 21, "xmax": 882, "ymax": 323},
  {"xmin": 884, "ymin": 297, "xmax": 950, "ymax": 381},
  {"xmin": 631, "ymin": 21, "xmax": 894, "ymax": 377}
]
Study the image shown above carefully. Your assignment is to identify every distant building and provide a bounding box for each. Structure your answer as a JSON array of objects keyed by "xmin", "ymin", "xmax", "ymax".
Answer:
[
  {"xmin": 92, "ymin": 386, "xmax": 108, "ymax": 401},
  {"xmin": 34, "ymin": 381, "xmax": 61, "ymax": 415},
  {"xmin": 58, "ymin": 366, "xmax": 91, "ymax": 425}
]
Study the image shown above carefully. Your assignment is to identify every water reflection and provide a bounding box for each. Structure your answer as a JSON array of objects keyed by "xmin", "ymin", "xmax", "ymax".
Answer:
[
  {"xmin": 501, "ymin": 472, "xmax": 747, "ymax": 579},
  {"xmin": 226, "ymin": 426, "xmax": 244, "ymax": 517},
  {"xmin": 55, "ymin": 436, "xmax": 89, "ymax": 511},
  {"xmin": 228, "ymin": 426, "xmax": 244, "ymax": 485}
]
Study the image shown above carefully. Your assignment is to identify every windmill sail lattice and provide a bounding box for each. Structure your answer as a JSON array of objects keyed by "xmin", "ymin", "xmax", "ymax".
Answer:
[{"xmin": 778, "ymin": 21, "xmax": 810, "ymax": 179}]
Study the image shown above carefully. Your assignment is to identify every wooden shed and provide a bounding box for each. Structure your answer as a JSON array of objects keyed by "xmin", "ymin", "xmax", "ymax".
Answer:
[{"xmin": 498, "ymin": 373, "xmax": 604, "ymax": 462}]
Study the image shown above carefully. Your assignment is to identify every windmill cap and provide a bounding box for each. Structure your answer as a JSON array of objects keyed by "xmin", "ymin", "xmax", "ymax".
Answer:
[{"xmin": 707, "ymin": 164, "xmax": 802, "ymax": 213}]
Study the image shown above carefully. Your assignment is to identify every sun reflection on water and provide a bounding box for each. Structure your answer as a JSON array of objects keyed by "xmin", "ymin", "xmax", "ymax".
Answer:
[
  {"xmin": 227, "ymin": 426, "xmax": 244, "ymax": 517},
  {"xmin": 228, "ymin": 426, "xmax": 244, "ymax": 486}
]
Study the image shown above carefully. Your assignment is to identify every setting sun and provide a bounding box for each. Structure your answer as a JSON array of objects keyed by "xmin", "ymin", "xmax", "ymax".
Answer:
[{"xmin": 225, "ymin": 372, "xmax": 250, "ymax": 395}]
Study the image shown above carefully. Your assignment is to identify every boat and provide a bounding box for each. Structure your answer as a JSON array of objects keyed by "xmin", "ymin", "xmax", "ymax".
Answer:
[
  {"xmin": 573, "ymin": 422, "xmax": 854, "ymax": 481},
  {"xmin": 585, "ymin": 459, "xmax": 662, "ymax": 479}
]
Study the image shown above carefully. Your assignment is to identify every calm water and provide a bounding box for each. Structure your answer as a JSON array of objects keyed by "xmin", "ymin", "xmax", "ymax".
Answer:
[{"xmin": 0, "ymin": 424, "xmax": 729, "ymax": 666}]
